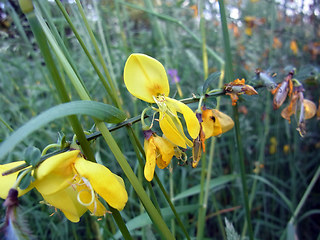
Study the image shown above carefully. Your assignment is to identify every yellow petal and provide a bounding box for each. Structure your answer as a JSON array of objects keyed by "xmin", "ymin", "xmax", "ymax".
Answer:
[
  {"xmin": 166, "ymin": 97, "xmax": 200, "ymax": 139},
  {"xmin": 159, "ymin": 112, "xmax": 191, "ymax": 148},
  {"xmin": 153, "ymin": 136, "xmax": 174, "ymax": 169},
  {"xmin": 144, "ymin": 138, "xmax": 157, "ymax": 181},
  {"xmin": 303, "ymin": 99, "xmax": 316, "ymax": 119},
  {"xmin": 201, "ymin": 109, "xmax": 222, "ymax": 139},
  {"xmin": 0, "ymin": 161, "xmax": 33, "ymax": 199},
  {"xmin": 124, "ymin": 54, "xmax": 170, "ymax": 103},
  {"xmin": 41, "ymin": 186, "xmax": 87, "ymax": 223},
  {"xmin": 212, "ymin": 109, "xmax": 234, "ymax": 134},
  {"xmin": 34, "ymin": 150, "xmax": 80, "ymax": 195},
  {"xmin": 74, "ymin": 157, "xmax": 128, "ymax": 211}
]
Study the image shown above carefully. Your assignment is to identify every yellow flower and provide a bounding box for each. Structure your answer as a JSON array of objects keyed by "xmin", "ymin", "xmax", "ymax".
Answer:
[
  {"xmin": 201, "ymin": 108, "xmax": 234, "ymax": 139},
  {"xmin": 124, "ymin": 54, "xmax": 200, "ymax": 148},
  {"xmin": 192, "ymin": 108, "xmax": 234, "ymax": 168},
  {"xmin": 143, "ymin": 130, "xmax": 175, "ymax": 181},
  {"xmin": 0, "ymin": 150, "xmax": 128, "ymax": 223}
]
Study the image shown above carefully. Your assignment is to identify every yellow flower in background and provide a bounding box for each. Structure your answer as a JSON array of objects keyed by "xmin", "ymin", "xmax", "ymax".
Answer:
[
  {"xmin": 0, "ymin": 150, "xmax": 128, "ymax": 223},
  {"xmin": 290, "ymin": 40, "xmax": 299, "ymax": 55},
  {"xmin": 124, "ymin": 53, "xmax": 200, "ymax": 148},
  {"xmin": 269, "ymin": 137, "xmax": 277, "ymax": 155},
  {"xmin": 143, "ymin": 130, "xmax": 175, "ymax": 181}
]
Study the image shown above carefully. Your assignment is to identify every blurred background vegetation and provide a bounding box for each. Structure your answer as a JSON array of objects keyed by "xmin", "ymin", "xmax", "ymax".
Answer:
[{"xmin": 0, "ymin": 0, "xmax": 319, "ymax": 239}]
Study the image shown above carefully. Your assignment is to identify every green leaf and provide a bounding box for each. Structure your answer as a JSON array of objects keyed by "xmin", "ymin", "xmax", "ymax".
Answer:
[
  {"xmin": 202, "ymin": 72, "xmax": 221, "ymax": 94},
  {"xmin": 172, "ymin": 174, "xmax": 237, "ymax": 201},
  {"xmin": 113, "ymin": 204, "xmax": 199, "ymax": 239},
  {"xmin": 18, "ymin": 172, "xmax": 34, "ymax": 190},
  {"xmin": 248, "ymin": 174, "xmax": 293, "ymax": 211},
  {"xmin": 0, "ymin": 101, "xmax": 127, "ymax": 160},
  {"xmin": 24, "ymin": 146, "xmax": 41, "ymax": 167}
]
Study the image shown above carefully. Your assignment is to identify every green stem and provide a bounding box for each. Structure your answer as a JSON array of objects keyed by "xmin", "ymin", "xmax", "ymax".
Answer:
[
  {"xmin": 288, "ymin": 166, "xmax": 320, "ymax": 225},
  {"xmin": 75, "ymin": 0, "xmax": 121, "ymax": 109},
  {"xmin": 96, "ymin": 122, "xmax": 174, "ymax": 240},
  {"xmin": 0, "ymin": 116, "xmax": 14, "ymax": 132},
  {"xmin": 25, "ymin": 7, "xmax": 95, "ymax": 162},
  {"xmin": 233, "ymin": 105, "xmax": 254, "ymax": 240},
  {"xmin": 218, "ymin": 0, "xmax": 234, "ymax": 81},
  {"xmin": 54, "ymin": 0, "xmax": 119, "ymax": 107},
  {"xmin": 109, "ymin": 206, "xmax": 134, "ymax": 240}
]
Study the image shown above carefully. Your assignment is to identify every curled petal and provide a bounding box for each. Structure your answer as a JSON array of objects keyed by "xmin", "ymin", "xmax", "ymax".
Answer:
[
  {"xmin": 166, "ymin": 97, "xmax": 200, "ymax": 139},
  {"xmin": 144, "ymin": 138, "xmax": 157, "ymax": 181},
  {"xmin": 0, "ymin": 161, "xmax": 33, "ymax": 199},
  {"xmin": 74, "ymin": 157, "xmax": 128, "ymax": 211},
  {"xmin": 76, "ymin": 179, "xmax": 107, "ymax": 216},
  {"xmin": 124, "ymin": 54, "xmax": 169, "ymax": 103},
  {"xmin": 153, "ymin": 136, "xmax": 175, "ymax": 169},
  {"xmin": 34, "ymin": 150, "xmax": 80, "ymax": 195},
  {"xmin": 41, "ymin": 186, "xmax": 87, "ymax": 223}
]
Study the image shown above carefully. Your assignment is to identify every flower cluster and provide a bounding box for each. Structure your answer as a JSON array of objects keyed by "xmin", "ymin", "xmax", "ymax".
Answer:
[
  {"xmin": 124, "ymin": 53, "xmax": 235, "ymax": 179},
  {"xmin": 0, "ymin": 150, "xmax": 128, "ymax": 222}
]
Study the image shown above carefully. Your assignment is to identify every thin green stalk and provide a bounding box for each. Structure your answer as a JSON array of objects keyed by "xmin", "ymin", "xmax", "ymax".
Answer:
[
  {"xmin": 218, "ymin": 1, "xmax": 253, "ymax": 239},
  {"xmin": 35, "ymin": 0, "xmax": 89, "ymax": 97},
  {"xmin": 92, "ymin": 0, "xmax": 117, "ymax": 89},
  {"xmin": 0, "ymin": 116, "xmax": 14, "ymax": 132},
  {"xmin": 196, "ymin": 1, "xmax": 209, "ymax": 238},
  {"xmin": 109, "ymin": 207, "xmax": 134, "ymax": 240},
  {"xmin": 54, "ymin": 0, "xmax": 118, "ymax": 107},
  {"xmin": 96, "ymin": 122, "xmax": 174, "ymax": 240},
  {"xmin": 288, "ymin": 165, "xmax": 320, "ymax": 225},
  {"xmin": 233, "ymin": 106, "xmax": 254, "ymax": 240},
  {"xmin": 169, "ymin": 166, "xmax": 175, "ymax": 236},
  {"xmin": 218, "ymin": 0, "xmax": 234, "ymax": 82},
  {"xmin": 127, "ymin": 127, "xmax": 191, "ymax": 240},
  {"xmin": 75, "ymin": 0, "xmax": 121, "ymax": 109},
  {"xmin": 23, "ymin": 4, "xmax": 95, "ymax": 162},
  {"xmin": 196, "ymin": 153, "xmax": 207, "ymax": 239},
  {"xmin": 200, "ymin": 0, "xmax": 208, "ymax": 80}
]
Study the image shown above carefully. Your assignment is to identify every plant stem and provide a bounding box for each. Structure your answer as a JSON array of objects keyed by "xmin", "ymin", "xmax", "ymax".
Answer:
[{"xmin": 233, "ymin": 105, "xmax": 254, "ymax": 240}]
